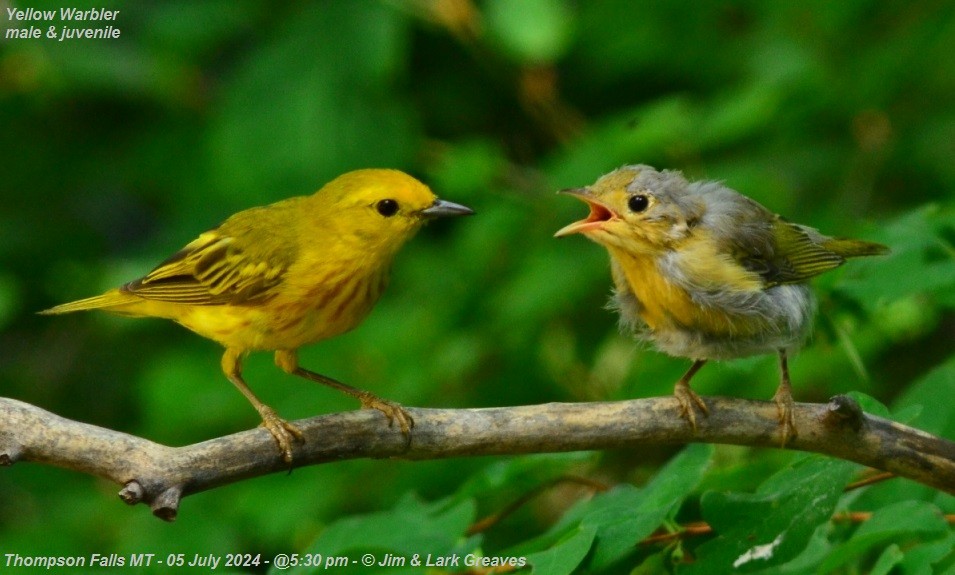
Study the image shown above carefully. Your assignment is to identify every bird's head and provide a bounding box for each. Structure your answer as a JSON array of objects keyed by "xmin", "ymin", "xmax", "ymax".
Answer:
[
  {"xmin": 554, "ymin": 165, "xmax": 703, "ymax": 253},
  {"xmin": 310, "ymin": 169, "xmax": 473, "ymax": 253}
]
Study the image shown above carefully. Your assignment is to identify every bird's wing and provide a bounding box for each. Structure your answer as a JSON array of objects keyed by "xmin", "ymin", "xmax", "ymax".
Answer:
[
  {"xmin": 738, "ymin": 218, "xmax": 846, "ymax": 286},
  {"xmin": 122, "ymin": 219, "xmax": 295, "ymax": 305}
]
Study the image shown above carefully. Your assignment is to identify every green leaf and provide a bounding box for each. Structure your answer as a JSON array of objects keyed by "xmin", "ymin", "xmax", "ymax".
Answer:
[
  {"xmin": 631, "ymin": 550, "xmax": 673, "ymax": 575},
  {"xmin": 454, "ymin": 453, "xmax": 592, "ymax": 496},
  {"xmin": 280, "ymin": 493, "xmax": 476, "ymax": 575},
  {"xmin": 851, "ymin": 359, "xmax": 955, "ymax": 508},
  {"xmin": 839, "ymin": 204, "xmax": 955, "ymax": 308},
  {"xmin": 525, "ymin": 525, "xmax": 597, "ymax": 575},
  {"xmin": 870, "ymin": 545, "xmax": 904, "ymax": 575},
  {"xmin": 899, "ymin": 531, "xmax": 955, "ymax": 575},
  {"xmin": 818, "ymin": 500, "xmax": 949, "ymax": 572},
  {"xmin": 587, "ymin": 444, "xmax": 712, "ymax": 571},
  {"xmin": 775, "ymin": 523, "xmax": 835, "ymax": 573},
  {"xmin": 892, "ymin": 356, "xmax": 955, "ymax": 439},
  {"xmin": 685, "ymin": 455, "xmax": 858, "ymax": 573},
  {"xmin": 510, "ymin": 445, "xmax": 712, "ymax": 571},
  {"xmin": 844, "ymin": 391, "xmax": 891, "ymax": 418}
]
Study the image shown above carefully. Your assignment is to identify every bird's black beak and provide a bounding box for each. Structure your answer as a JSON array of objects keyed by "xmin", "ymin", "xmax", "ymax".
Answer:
[{"xmin": 421, "ymin": 199, "xmax": 475, "ymax": 218}]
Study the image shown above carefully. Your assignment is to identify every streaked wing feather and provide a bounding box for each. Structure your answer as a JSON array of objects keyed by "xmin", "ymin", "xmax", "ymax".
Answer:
[
  {"xmin": 123, "ymin": 230, "xmax": 289, "ymax": 305},
  {"xmin": 757, "ymin": 221, "xmax": 845, "ymax": 286}
]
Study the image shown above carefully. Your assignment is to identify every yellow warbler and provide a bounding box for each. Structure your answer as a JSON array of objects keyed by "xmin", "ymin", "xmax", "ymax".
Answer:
[
  {"xmin": 555, "ymin": 165, "xmax": 888, "ymax": 443},
  {"xmin": 41, "ymin": 169, "xmax": 474, "ymax": 462}
]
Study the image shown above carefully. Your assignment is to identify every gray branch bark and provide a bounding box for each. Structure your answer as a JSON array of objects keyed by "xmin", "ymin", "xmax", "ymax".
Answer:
[{"xmin": 2, "ymin": 394, "xmax": 953, "ymax": 521}]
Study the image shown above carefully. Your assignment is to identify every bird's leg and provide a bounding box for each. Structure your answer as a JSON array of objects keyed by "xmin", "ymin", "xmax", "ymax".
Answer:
[
  {"xmin": 774, "ymin": 349, "xmax": 797, "ymax": 446},
  {"xmin": 674, "ymin": 359, "xmax": 709, "ymax": 431},
  {"xmin": 274, "ymin": 350, "xmax": 414, "ymax": 438},
  {"xmin": 222, "ymin": 348, "xmax": 304, "ymax": 464}
]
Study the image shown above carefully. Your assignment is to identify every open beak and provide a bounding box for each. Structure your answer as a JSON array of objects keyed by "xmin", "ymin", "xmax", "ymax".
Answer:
[
  {"xmin": 421, "ymin": 198, "xmax": 475, "ymax": 218},
  {"xmin": 554, "ymin": 188, "xmax": 618, "ymax": 237}
]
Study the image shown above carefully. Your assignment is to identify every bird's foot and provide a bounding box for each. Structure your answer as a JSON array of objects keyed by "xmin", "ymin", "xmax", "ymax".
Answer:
[
  {"xmin": 357, "ymin": 392, "xmax": 415, "ymax": 438},
  {"xmin": 257, "ymin": 405, "xmax": 305, "ymax": 464},
  {"xmin": 674, "ymin": 380, "xmax": 708, "ymax": 432},
  {"xmin": 773, "ymin": 385, "xmax": 797, "ymax": 447}
]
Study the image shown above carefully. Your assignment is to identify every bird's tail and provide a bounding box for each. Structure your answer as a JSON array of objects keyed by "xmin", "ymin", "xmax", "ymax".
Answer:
[
  {"xmin": 822, "ymin": 238, "xmax": 890, "ymax": 259},
  {"xmin": 38, "ymin": 290, "xmax": 136, "ymax": 315}
]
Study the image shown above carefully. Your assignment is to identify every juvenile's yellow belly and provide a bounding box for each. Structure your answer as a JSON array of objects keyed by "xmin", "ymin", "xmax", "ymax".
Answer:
[
  {"xmin": 607, "ymin": 246, "xmax": 814, "ymax": 360},
  {"xmin": 608, "ymin": 246, "xmax": 765, "ymax": 338}
]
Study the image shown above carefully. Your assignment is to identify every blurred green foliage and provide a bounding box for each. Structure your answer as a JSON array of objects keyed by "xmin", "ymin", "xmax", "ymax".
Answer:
[{"xmin": 1, "ymin": 0, "xmax": 954, "ymax": 573}]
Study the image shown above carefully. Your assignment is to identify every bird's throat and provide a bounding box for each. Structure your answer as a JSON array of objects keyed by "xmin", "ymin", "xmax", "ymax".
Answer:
[{"xmin": 609, "ymin": 248, "xmax": 687, "ymax": 331}]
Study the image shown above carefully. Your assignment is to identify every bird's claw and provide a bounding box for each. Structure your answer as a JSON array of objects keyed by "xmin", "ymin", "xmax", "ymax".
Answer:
[
  {"xmin": 674, "ymin": 381, "xmax": 708, "ymax": 432},
  {"xmin": 257, "ymin": 405, "xmax": 305, "ymax": 464},
  {"xmin": 773, "ymin": 386, "xmax": 797, "ymax": 447},
  {"xmin": 358, "ymin": 393, "xmax": 414, "ymax": 439}
]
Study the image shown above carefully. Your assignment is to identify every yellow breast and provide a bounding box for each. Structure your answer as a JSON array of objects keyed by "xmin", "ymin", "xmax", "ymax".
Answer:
[
  {"xmin": 167, "ymin": 267, "xmax": 389, "ymax": 351},
  {"xmin": 608, "ymin": 237, "xmax": 765, "ymax": 338}
]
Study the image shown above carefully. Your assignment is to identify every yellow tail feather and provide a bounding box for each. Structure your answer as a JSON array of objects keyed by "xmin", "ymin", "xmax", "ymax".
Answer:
[
  {"xmin": 38, "ymin": 290, "xmax": 135, "ymax": 315},
  {"xmin": 822, "ymin": 238, "xmax": 890, "ymax": 259}
]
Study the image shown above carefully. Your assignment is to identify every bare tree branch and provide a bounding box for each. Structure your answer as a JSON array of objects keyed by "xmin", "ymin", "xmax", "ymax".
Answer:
[{"xmin": 2, "ymin": 394, "xmax": 953, "ymax": 521}]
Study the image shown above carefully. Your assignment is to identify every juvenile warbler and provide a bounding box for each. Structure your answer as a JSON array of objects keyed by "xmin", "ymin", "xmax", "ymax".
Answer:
[
  {"xmin": 41, "ymin": 169, "xmax": 473, "ymax": 462},
  {"xmin": 555, "ymin": 165, "xmax": 888, "ymax": 443}
]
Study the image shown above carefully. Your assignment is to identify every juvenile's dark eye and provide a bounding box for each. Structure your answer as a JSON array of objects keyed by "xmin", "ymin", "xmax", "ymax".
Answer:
[
  {"xmin": 376, "ymin": 199, "xmax": 399, "ymax": 217},
  {"xmin": 628, "ymin": 194, "xmax": 649, "ymax": 213}
]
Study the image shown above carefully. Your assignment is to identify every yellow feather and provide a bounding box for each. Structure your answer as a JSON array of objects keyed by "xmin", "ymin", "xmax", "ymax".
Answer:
[
  {"xmin": 557, "ymin": 164, "xmax": 888, "ymax": 442},
  {"xmin": 40, "ymin": 169, "xmax": 473, "ymax": 462},
  {"xmin": 41, "ymin": 169, "xmax": 472, "ymax": 351}
]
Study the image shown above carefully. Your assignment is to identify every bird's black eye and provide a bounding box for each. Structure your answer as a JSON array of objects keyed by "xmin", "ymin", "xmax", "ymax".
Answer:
[
  {"xmin": 628, "ymin": 194, "xmax": 649, "ymax": 213},
  {"xmin": 376, "ymin": 199, "xmax": 399, "ymax": 217}
]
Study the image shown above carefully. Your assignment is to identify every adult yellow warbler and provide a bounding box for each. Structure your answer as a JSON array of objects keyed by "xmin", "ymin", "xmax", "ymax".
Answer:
[
  {"xmin": 555, "ymin": 165, "xmax": 887, "ymax": 443},
  {"xmin": 41, "ymin": 169, "xmax": 474, "ymax": 462}
]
